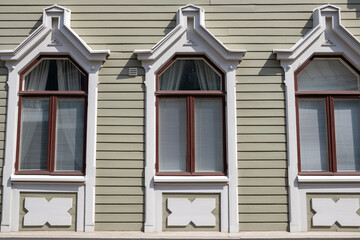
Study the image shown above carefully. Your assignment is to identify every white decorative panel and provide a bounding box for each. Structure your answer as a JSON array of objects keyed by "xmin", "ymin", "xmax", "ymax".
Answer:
[
  {"xmin": 167, "ymin": 198, "xmax": 216, "ymax": 226},
  {"xmin": 312, "ymin": 198, "xmax": 360, "ymax": 227},
  {"xmin": 24, "ymin": 198, "xmax": 73, "ymax": 226}
]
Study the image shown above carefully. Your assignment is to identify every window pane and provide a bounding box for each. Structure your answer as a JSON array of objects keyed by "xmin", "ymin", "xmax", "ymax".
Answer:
[
  {"xmin": 24, "ymin": 59, "xmax": 85, "ymax": 91},
  {"xmin": 159, "ymin": 59, "xmax": 221, "ymax": 91},
  {"xmin": 334, "ymin": 99, "xmax": 360, "ymax": 172},
  {"xmin": 297, "ymin": 59, "xmax": 359, "ymax": 91},
  {"xmin": 195, "ymin": 99, "xmax": 223, "ymax": 172},
  {"xmin": 55, "ymin": 99, "xmax": 85, "ymax": 171},
  {"xmin": 298, "ymin": 99, "xmax": 329, "ymax": 171},
  {"xmin": 19, "ymin": 98, "xmax": 49, "ymax": 171},
  {"xmin": 158, "ymin": 99, "xmax": 187, "ymax": 172}
]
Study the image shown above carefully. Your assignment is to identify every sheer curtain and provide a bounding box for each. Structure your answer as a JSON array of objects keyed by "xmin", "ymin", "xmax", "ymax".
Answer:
[
  {"xmin": 297, "ymin": 59, "xmax": 359, "ymax": 91},
  {"xmin": 194, "ymin": 60, "xmax": 221, "ymax": 90},
  {"xmin": 56, "ymin": 60, "xmax": 82, "ymax": 91},
  {"xmin": 55, "ymin": 99, "xmax": 84, "ymax": 171},
  {"xmin": 334, "ymin": 99, "xmax": 360, "ymax": 172},
  {"xmin": 24, "ymin": 60, "xmax": 50, "ymax": 91},
  {"xmin": 298, "ymin": 99, "xmax": 329, "ymax": 171},
  {"xmin": 19, "ymin": 99, "xmax": 49, "ymax": 170},
  {"xmin": 158, "ymin": 98, "xmax": 187, "ymax": 171},
  {"xmin": 159, "ymin": 61, "xmax": 185, "ymax": 90},
  {"xmin": 55, "ymin": 60, "xmax": 84, "ymax": 171},
  {"xmin": 195, "ymin": 99, "xmax": 223, "ymax": 172}
]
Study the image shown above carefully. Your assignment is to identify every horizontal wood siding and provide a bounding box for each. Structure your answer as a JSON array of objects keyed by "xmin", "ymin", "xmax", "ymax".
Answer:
[{"xmin": 0, "ymin": 0, "xmax": 359, "ymax": 232}]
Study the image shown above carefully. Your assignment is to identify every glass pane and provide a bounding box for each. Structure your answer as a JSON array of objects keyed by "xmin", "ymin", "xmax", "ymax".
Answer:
[
  {"xmin": 55, "ymin": 99, "xmax": 85, "ymax": 171},
  {"xmin": 298, "ymin": 99, "xmax": 329, "ymax": 171},
  {"xmin": 158, "ymin": 99, "xmax": 187, "ymax": 172},
  {"xmin": 195, "ymin": 99, "xmax": 223, "ymax": 172},
  {"xmin": 159, "ymin": 59, "xmax": 221, "ymax": 91},
  {"xmin": 24, "ymin": 59, "xmax": 85, "ymax": 91},
  {"xmin": 19, "ymin": 98, "xmax": 49, "ymax": 171},
  {"xmin": 334, "ymin": 99, "xmax": 360, "ymax": 172},
  {"xmin": 297, "ymin": 59, "xmax": 359, "ymax": 91}
]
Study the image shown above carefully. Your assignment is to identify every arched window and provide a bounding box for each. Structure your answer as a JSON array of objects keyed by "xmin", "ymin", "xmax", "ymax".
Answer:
[
  {"xmin": 156, "ymin": 57, "xmax": 226, "ymax": 175},
  {"xmin": 17, "ymin": 56, "xmax": 87, "ymax": 174},
  {"xmin": 296, "ymin": 57, "xmax": 360, "ymax": 173}
]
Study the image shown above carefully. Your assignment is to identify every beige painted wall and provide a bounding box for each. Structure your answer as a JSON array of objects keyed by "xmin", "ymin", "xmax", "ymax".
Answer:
[{"xmin": 0, "ymin": 0, "xmax": 359, "ymax": 232}]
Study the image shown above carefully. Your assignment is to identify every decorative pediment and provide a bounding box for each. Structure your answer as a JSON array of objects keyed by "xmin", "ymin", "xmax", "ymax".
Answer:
[
  {"xmin": 134, "ymin": 4, "xmax": 245, "ymax": 72},
  {"xmin": 0, "ymin": 4, "xmax": 109, "ymax": 72},
  {"xmin": 274, "ymin": 4, "xmax": 360, "ymax": 70}
]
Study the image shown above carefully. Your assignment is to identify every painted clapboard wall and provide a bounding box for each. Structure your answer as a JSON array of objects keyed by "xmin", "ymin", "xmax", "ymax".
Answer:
[{"xmin": 0, "ymin": 0, "xmax": 359, "ymax": 232}]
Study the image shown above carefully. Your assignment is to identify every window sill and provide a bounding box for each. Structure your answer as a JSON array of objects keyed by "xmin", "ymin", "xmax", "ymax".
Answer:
[
  {"xmin": 298, "ymin": 175, "xmax": 360, "ymax": 183},
  {"xmin": 11, "ymin": 175, "xmax": 86, "ymax": 183},
  {"xmin": 154, "ymin": 175, "xmax": 229, "ymax": 184}
]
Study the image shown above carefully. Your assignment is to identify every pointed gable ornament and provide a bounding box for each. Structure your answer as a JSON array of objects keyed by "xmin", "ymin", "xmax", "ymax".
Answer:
[
  {"xmin": 134, "ymin": 4, "xmax": 245, "ymax": 68},
  {"xmin": 274, "ymin": 4, "xmax": 360, "ymax": 69},
  {"xmin": 0, "ymin": 4, "xmax": 109, "ymax": 66}
]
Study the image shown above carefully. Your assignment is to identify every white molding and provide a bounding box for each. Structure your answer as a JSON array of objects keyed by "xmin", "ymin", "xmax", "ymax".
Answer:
[
  {"xmin": 298, "ymin": 176, "xmax": 360, "ymax": 183},
  {"xmin": 134, "ymin": 4, "xmax": 245, "ymax": 233},
  {"xmin": 0, "ymin": 5, "xmax": 109, "ymax": 232},
  {"xmin": 298, "ymin": 186, "xmax": 360, "ymax": 231},
  {"xmin": 11, "ymin": 175, "xmax": 86, "ymax": 183},
  {"xmin": 11, "ymin": 184, "xmax": 84, "ymax": 232},
  {"xmin": 155, "ymin": 184, "xmax": 228, "ymax": 232},
  {"xmin": 154, "ymin": 176, "xmax": 229, "ymax": 184},
  {"xmin": 273, "ymin": 4, "xmax": 360, "ymax": 232}
]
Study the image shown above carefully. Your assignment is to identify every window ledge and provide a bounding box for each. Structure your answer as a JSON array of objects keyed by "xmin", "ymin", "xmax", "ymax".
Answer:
[
  {"xmin": 298, "ymin": 175, "xmax": 360, "ymax": 183},
  {"xmin": 154, "ymin": 176, "xmax": 229, "ymax": 184},
  {"xmin": 11, "ymin": 175, "xmax": 86, "ymax": 183}
]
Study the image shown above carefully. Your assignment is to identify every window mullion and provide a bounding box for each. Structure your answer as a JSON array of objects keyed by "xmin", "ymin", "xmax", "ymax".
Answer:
[
  {"xmin": 48, "ymin": 96, "xmax": 57, "ymax": 173},
  {"xmin": 186, "ymin": 96, "xmax": 194, "ymax": 173},
  {"xmin": 188, "ymin": 96, "xmax": 195, "ymax": 174},
  {"xmin": 327, "ymin": 96, "xmax": 337, "ymax": 173}
]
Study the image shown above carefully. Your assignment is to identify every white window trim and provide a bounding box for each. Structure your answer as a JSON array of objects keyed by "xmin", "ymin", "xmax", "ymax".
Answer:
[
  {"xmin": 134, "ymin": 4, "xmax": 245, "ymax": 233},
  {"xmin": 154, "ymin": 176, "xmax": 229, "ymax": 184},
  {"xmin": 274, "ymin": 4, "xmax": 360, "ymax": 232},
  {"xmin": 0, "ymin": 5, "xmax": 109, "ymax": 232}
]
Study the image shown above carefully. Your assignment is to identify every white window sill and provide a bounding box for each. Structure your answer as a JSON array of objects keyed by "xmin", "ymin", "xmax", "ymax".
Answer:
[
  {"xmin": 154, "ymin": 176, "xmax": 229, "ymax": 184},
  {"xmin": 11, "ymin": 175, "xmax": 86, "ymax": 183},
  {"xmin": 298, "ymin": 175, "xmax": 360, "ymax": 183}
]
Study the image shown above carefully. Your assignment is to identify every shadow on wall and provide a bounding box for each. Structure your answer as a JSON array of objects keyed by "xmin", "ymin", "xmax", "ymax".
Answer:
[
  {"xmin": 164, "ymin": 15, "xmax": 177, "ymax": 35},
  {"xmin": 29, "ymin": 16, "xmax": 42, "ymax": 35},
  {"xmin": 348, "ymin": 0, "xmax": 360, "ymax": 18}
]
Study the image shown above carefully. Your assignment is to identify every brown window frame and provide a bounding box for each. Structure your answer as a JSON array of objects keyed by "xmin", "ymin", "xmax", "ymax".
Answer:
[
  {"xmin": 155, "ymin": 55, "xmax": 227, "ymax": 176},
  {"xmin": 15, "ymin": 55, "xmax": 88, "ymax": 175},
  {"xmin": 295, "ymin": 55, "xmax": 360, "ymax": 176}
]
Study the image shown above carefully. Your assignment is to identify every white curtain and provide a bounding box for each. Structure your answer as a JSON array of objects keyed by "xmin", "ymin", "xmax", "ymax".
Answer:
[
  {"xmin": 158, "ymin": 98, "xmax": 187, "ymax": 171},
  {"xmin": 55, "ymin": 99, "xmax": 84, "ymax": 171},
  {"xmin": 56, "ymin": 60, "xmax": 82, "ymax": 91},
  {"xmin": 159, "ymin": 61, "xmax": 185, "ymax": 90},
  {"xmin": 195, "ymin": 98, "xmax": 223, "ymax": 172},
  {"xmin": 334, "ymin": 99, "xmax": 360, "ymax": 172},
  {"xmin": 194, "ymin": 60, "xmax": 221, "ymax": 90},
  {"xmin": 297, "ymin": 59, "xmax": 359, "ymax": 91},
  {"xmin": 19, "ymin": 99, "xmax": 49, "ymax": 170},
  {"xmin": 298, "ymin": 99, "xmax": 329, "ymax": 171},
  {"xmin": 24, "ymin": 60, "xmax": 50, "ymax": 91}
]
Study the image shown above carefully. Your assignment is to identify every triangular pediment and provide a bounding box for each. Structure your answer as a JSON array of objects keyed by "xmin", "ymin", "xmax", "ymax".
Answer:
[
  {"xmin": 43, "ymin": 5, "xmax": 65, "ymax": 13},
  {"xmin": 134, "ymin": 4, "xmax": 245, "ymax": 69},
  {"xmin": 0, "ymin": 4, "xmax": 109, "ymax": 68},
  {"xmin": 274, "ymin": 4, "xmax": 360, "ymax": 68}
]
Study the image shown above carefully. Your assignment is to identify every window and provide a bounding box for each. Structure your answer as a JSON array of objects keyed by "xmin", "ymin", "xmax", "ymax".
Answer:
[
  {"xmin": 156, "ymin": 56, "xmax": 226, "ymax": 175},
  {"xmin": 16, "ymin": 56, "xmax": 87, "ymax": 175},
  {"xmin": 296, "ymin": 56, "xmax": 360, "ymax": 174}
]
